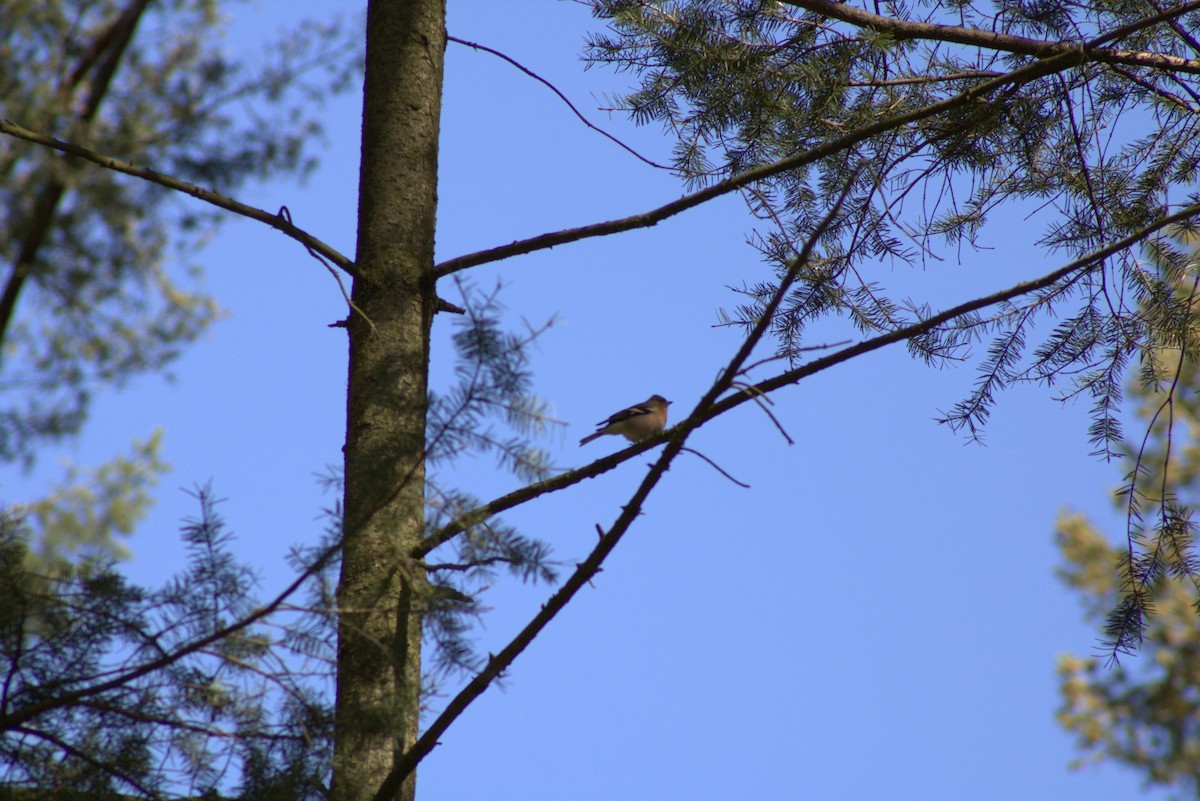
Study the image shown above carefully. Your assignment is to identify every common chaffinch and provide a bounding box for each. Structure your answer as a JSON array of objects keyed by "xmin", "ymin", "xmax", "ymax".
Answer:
[{"xmin": 579, "ymin": 394, "xmax": 671, "ymax": 446}]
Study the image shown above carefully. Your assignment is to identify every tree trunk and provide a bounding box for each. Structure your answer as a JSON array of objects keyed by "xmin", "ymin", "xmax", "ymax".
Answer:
[{"xmin": 333, "ymin": 1, "xmax": 444, "ymax": 800}]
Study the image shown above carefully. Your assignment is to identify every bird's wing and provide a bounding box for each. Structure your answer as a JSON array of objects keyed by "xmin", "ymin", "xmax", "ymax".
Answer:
[{"xmin": 599, "ymin": 402, "xmax": 652, "ymax": 426}]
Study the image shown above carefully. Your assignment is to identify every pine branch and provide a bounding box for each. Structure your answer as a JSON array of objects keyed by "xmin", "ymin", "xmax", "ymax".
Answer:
[
  {"xmin": 382, "ymin": 172, "xmax": 865, "ymax": 796},
  {"xmin": 0, "ymin": 535, "xmax": 340, "ymax": 733},
  {"xmin": 422, "ymin": 200, "xmax": 1200, "ymax": 560},
  {"xmin": 434, "ymin": 44, "xmax": 1096, "ymax": 277},
  {"xmin": 12, "ymin": 724, "xmax": 158, "ymax": 799},
  {"xmin": 781, "ymin": 0, "xmax": 1200, "ymax": 74}
]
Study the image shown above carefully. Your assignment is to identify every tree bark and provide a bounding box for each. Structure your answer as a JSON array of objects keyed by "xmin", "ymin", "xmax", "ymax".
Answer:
[{"xmin": 333, "ymin": 1, "xmax": 444, "ymax": 800}]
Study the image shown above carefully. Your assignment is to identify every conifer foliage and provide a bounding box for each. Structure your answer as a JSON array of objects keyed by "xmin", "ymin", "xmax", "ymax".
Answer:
[
  {"xmin": 1055, "ymin": 263, "xmax": 1200, "ymax": 796},
  {"xmin": 588, "ymin": 0, "xmax": 1200, "ymax": 653},
  {"xmin": 6, "ymin": 1, "xmax": 1200, "ymax": 799}
]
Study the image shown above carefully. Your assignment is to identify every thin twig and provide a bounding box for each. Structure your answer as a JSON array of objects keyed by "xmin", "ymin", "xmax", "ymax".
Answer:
[
  {"xmin": 730, "ymin": 381, "xmax": 794, "ymax": 445},
  {"xmin": 434, "ymin": 45, "xmax": 1093, "ymax": 277},
  {"xmin": 277, "ymin": 205, "xmax": 375, "ymax": 331},
  {"xmin": 679, "ymin": 446, "xmax": 750, "ymax": 487},
  {"xmin": 0, "ymin": 116, "xmax": 355, "ymax": 275},
  {"xmin": 421, "ymin": 200, "xmax": 1200, "ymax": 560},
  {"xmin": 420, "ymin": 557, "xmax": 519, "ymax": 573},
  {"xmin": 381, "ymin": 168, "xmax": 868, "ymax": 799},
  {"xmin": 448, "ymin": 35, "xmax": 671, "ymax": 171}
]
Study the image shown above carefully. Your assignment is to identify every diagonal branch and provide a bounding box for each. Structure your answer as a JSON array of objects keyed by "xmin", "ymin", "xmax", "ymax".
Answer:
[
  {"xmin": 738, "ymin": 205, "xmax": 1200, "ymax": 405},
  {"xmin": 377, "ymin": 420, "xmax": 686, "ymax": 801},
  {"xmin": 420, "ymin": 200, "xmax": 1200, "ymax": 560},
  {"xmin": 434, "ymin": 45, "xmax": 1090, "ymax": 277},
  {"xmin": 383, "ymin": 199, "xmax": 1200, "ymax": 801},
  {"xmin": 14, "ymin": 724, "xmax": 159, "ymax": 799},
  {"xmin": 379, "ymin": 177, "xmax": 864, "ymax": 800},
  {"xmin": 0, "ymin": 537, "xmax": 341, "ymax": 733},
  {"xmin": 447, "ymin": 35, "xmax": 670, "ymax": 171},
  {"xmin": 434, "ymin": 2, "xmax": 1200, "ymax": 280},
  {"xmin": 782, "ymin": 0, "xmax": 1200, "ymax": 74},
  {"xmin": 0, "ymin": 117, "xmax": 356, "ymax": 277}
]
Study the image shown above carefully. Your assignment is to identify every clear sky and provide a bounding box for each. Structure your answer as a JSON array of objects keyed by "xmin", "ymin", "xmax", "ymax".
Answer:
[{"xmin": 8, "ymin": 1, "xmax": 1175, "ymax": 799}]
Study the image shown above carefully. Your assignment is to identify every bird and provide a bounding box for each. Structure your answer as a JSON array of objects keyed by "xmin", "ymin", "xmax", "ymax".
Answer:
[{"xmin": 579, "ymin": 394, "xmax": 671, "ymax": 446}]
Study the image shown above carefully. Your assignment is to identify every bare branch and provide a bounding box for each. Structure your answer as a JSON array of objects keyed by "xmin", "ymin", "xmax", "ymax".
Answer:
[
  {"xmin": 434, "ymin": 45, "xmax": 1093, "ymax": 277},
  {"xmin": 420, "ymin": 557, "xmax": 519, "ymax": 573},
  {"xmin": 679, "ymin": 446, "xmax": 750, "ymax": 488},
  {"xmin": 382, "ymin": 157, "xmax": 868, "ymax": 799},
  {"xmin": 277, "ymin": 205, "xmax": 374, "ymax": 331},
  {"xmin": 376, "ymin": 405, "xmax": 686, "ymax": 801},
  {"xmin": 0, "ymin": 117, "xmax": 355, "ymax": 276},
  {"xmin": 730, "ymin": 380, "xmax": 795, "ymax": 446},
  {"xmin": 421, "ymin": 200, "xmax": 1200, "ymax": 560},
  {"xmin": 447, "ymin": 35, "xmax": 671, "ymax": 171},
  {"xmin": 742, "ymin": 206, "xmax": 1200, "ymax": 405}
]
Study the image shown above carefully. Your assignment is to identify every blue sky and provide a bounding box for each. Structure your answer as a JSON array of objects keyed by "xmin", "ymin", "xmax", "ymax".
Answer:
[{"xmin": 7, "ymin": 1, "xmax": 1175, "ymax": 799}]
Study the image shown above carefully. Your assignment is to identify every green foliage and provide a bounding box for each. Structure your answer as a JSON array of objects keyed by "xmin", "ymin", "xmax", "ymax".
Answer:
[
  {"xmin": 423, "ymin": 281, "xmax": 560, "ymax": 684},
  {"xmin": 0, "ymin": 7, "xmax": 361, "ymax": 792},
  {"xmin": 585, "ymin": 0, "xmax": 1200, "ymax": 420},
  {"xmin": 1056, "ymin": 515, "xmax": 1200, "ymax": 797},
  {"xmin": 0, "ymin": 489, "xmax": 335, "ymax": 799},
  {"xmin": 427, "ymin": 281, "xmax": 558, "ymax": 484},
  {"xmin": 0, "ymin": 0, "xmax": 361, "ymax": 466},
  {"xmin": 0, "ymin": 4, "xmax": 360, "ymax": 781},
  {"xmin": 0, "ymin": 1, "xmax": 565, "ymax": 781},
  {"xmin": 19, "ymin": 429, "xmax": 167, "ymax": 574},
  {"xmin": 589, "ymin": 0, "xmax": 1200, "ymax": 645},
  {"xmin": 16, "ymin": 0, "xmax": 1200, "ymax": 796},
  {"xmin": 1056, "ymin": 260, "xmax": 1200, "ymax": 794}
]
